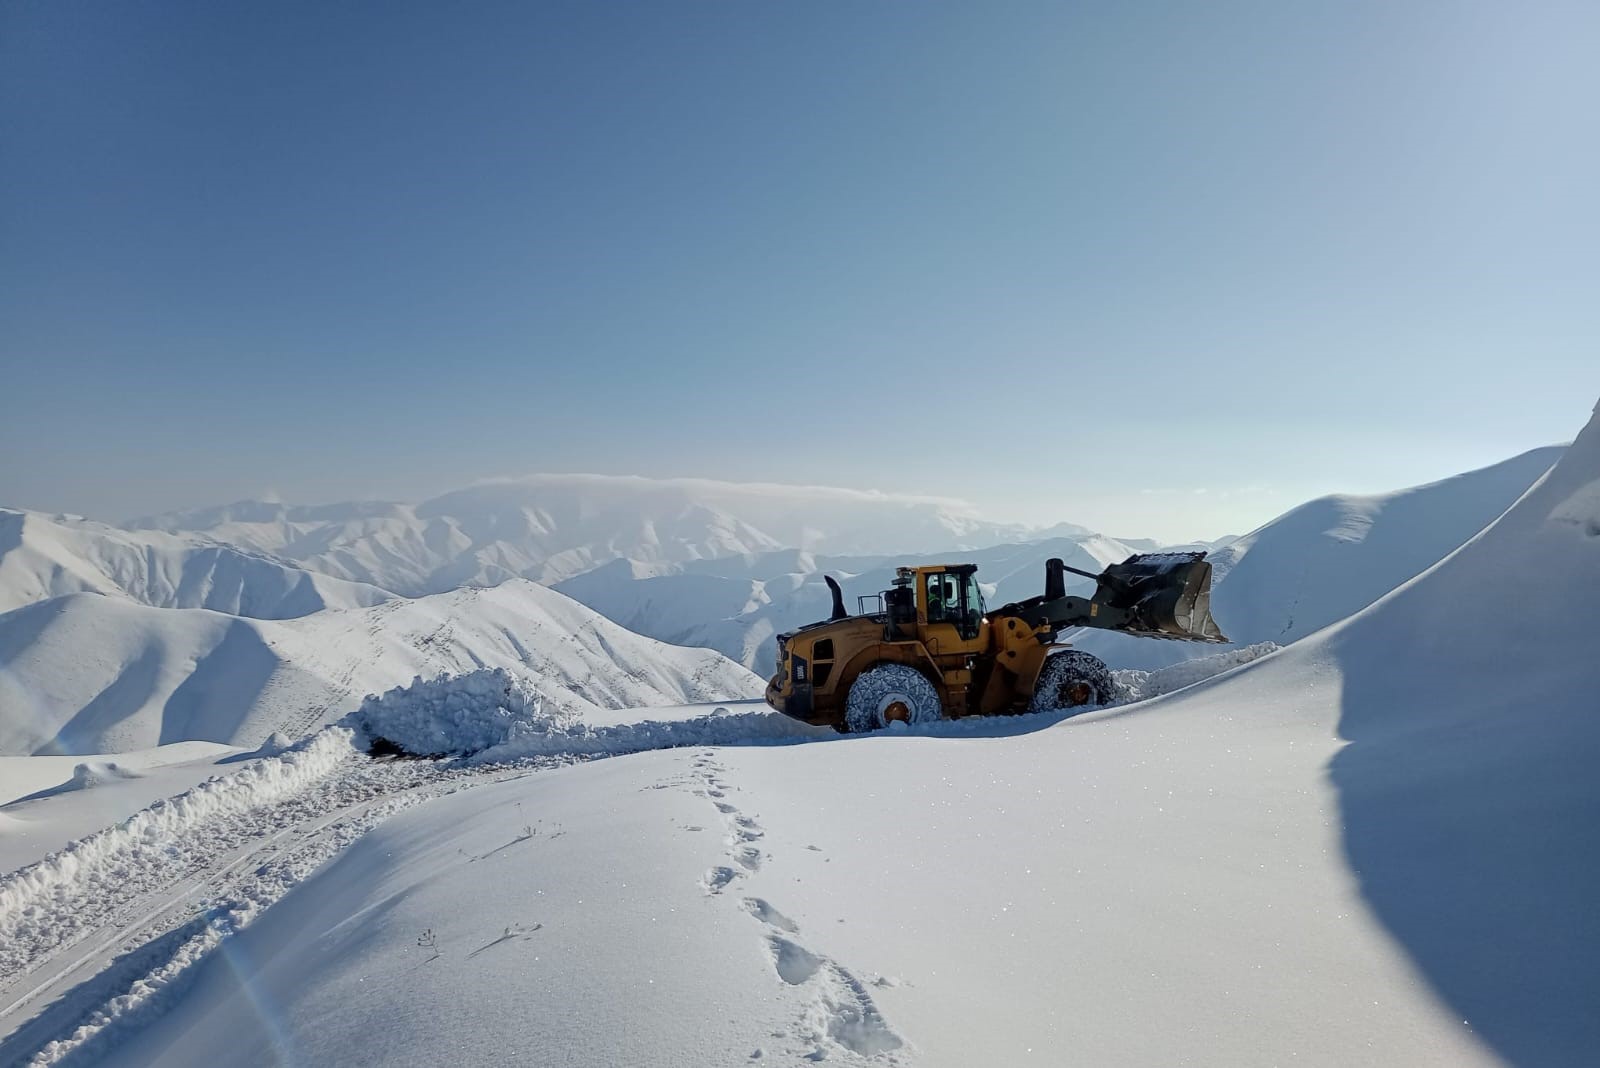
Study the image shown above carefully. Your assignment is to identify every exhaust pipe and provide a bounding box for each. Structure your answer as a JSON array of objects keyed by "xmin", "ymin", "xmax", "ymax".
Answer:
[
  {"xmin": 825, "ymin": 575, "xmax": 848, "ymax": 621},
  {"xmin": 1044, "ymin": 558, "xmax": 1066, "ymax": 601}
]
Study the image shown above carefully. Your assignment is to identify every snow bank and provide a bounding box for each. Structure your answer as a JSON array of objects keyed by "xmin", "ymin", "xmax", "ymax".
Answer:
[
  {"xmin": 350, "ymin": 668, "xmax": 828, "ymax": 759},
  {"xmin": 1113, "ymin": 641, "xmax": 1280, "ymax": 702},
  {"xmin": 0, "ymin": 728, "xmax": 355, "ymax": 949},
  {"xmin": 474, "ymin": 708, "xmax": 831, "ymax": 763},
  {"xmin": 351, "ymin": 669, "xmax": 579, "ymax": 756}
]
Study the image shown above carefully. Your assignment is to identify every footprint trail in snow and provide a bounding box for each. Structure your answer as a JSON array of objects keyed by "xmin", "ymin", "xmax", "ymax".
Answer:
[{"xmin": 687, "ymin": 750, "xmax": 907, "ymax": 1063}]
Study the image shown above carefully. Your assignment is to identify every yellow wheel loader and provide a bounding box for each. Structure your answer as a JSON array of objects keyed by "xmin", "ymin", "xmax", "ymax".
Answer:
[{"xmin": 765, "ymin": 553, "xmax": 1227, "ymax": 732}]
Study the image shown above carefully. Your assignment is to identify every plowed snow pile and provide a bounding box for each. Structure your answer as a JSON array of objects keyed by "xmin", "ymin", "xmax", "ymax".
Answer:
[
  {"xmin": 353, "ymin": 668, "xmax": 830, "ymax": 758},
  {"xmin": 352, "ymin": 670, "xmax": 579, "ymax": 756},
  {"xmin": 73, "ymin": 402, "xmax": 1600, "ymax": 1068}
]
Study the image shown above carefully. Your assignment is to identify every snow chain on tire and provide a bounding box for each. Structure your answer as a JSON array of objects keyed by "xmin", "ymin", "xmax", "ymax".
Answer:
[
  {"xmin": 844, "ymin": 663, "xmax": 943, "ymax": 732},
  {"xmin": 1029, "ymin": 650, "xmax": 1119, "ymax": 713}
]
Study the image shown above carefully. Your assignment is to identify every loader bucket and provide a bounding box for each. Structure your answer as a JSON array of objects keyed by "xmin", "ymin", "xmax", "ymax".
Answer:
[{"xmin": 1096, "ymin": 552, "xmax": 1229, "ymax": 642}]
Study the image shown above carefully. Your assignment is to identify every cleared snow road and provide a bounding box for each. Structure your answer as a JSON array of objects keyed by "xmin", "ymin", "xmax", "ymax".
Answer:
[
  {"xmin": 0, "ymin": 732, "xmax": 590, "ymax": 1067},
  {"xmin": 0, "ymin": 647, "xmax": 1273, "ymax": 1067}
]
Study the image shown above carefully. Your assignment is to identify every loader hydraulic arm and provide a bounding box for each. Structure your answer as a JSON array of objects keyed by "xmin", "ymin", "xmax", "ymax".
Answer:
[{"xmin": 994, "ymin": 553, "xmax": 1229, "ymax": 644}]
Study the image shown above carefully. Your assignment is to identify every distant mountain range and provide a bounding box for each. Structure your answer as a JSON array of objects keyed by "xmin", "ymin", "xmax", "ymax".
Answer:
[
  {"xmin": 126, "ymin": 474, "xmax": 1107, "ymax": 592},
  {"xmin": 0, "ymin": 509, "xmax": 391, "ymax": 619}
]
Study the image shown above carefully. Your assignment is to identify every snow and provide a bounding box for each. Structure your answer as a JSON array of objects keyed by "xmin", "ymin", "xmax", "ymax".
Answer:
[
  {"xmin": 352, "ymin": 668, "xmax": 578, "ymax": 756},
  {"xmin": 0, "ymin": 508, "xmax": 391, "ymax": 619},
  {"xmin": 0, "ymin": 742, "xmax": 241, "ymax": 874},
  {"xmin": 33, "ymin": 399, "xmax": 1591, "ymax": 1067},
  {"xmin": 76, "ymin": 729, "xmax": 1485, "ymax": 1068},
  {"xmin": 0, "ymin": 580, "xmax": 764, "ymax": 755},
  {"xmin": 1111, "ymin": 640, "xmax": 1280, "ymax": 701},
  {"xmin": 0, "ymin": 409, "xmax": 1592, "ymax": 1066},
  {"xmin": 129, "ymin": 475, "xmax": 1082, "ymax": 593},
  {"xmin": 1068, "ymin": 444, "xmax": 1562, "ymax": 669},
  {"xmin": 0, "ymin": 728, "xmax": 359, "ymax": 982},
  {"xmin": 353, "ymin": 668, "xmax": 827, "ymax": 759},
  {"xmin": 544, "ymin": 450, "xmax": 1559, "ymax": 677}
]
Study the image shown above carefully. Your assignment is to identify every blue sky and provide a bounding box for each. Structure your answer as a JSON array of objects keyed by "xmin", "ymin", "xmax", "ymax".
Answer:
[{"xmin": 2, "ymin": 1, "xmax": 1596, "ymax": 541}]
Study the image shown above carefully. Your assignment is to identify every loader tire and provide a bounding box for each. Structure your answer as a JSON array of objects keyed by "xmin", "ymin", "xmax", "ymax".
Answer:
[
  {"xmin": 1030, "ymin": 650, "xmax": 1118, "ymax": 713},
  {"xmin": 844, "ymin": 664, "xmax": 943, "ymax": 733}
]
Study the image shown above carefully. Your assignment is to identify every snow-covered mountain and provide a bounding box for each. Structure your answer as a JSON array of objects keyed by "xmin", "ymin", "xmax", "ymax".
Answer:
[
  {"xmin": 0, "ymin": 509, "xmax": 392, "ymax": 619},
  {"xmin": 0, "ymin": 581, "xmax": 763, "ymax": 756},
  {"xmin": 127, "ymin": 475, "xmax": 1087, "ymax": 592}
]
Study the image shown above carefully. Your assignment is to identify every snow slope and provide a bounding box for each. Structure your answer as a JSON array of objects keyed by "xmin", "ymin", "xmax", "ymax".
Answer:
[
  {"xmin": 128, "ymin": 475, "xmax": 1089, "ymax": 592},
  {"xmin": 0, "ymin": 508, "xmax": 392, "ymax": 619},
  {"xmin": 70, "ymin": 400, "xmax": 1599, "ymax": 1067},
  {"xmin": 1067, "ymin": 445, "xmax": 1563, "ymax": 669},
  {"xmin": 0, "ymin": 581, "xmax": 764, "ymax": 756},
  {"xmin": 1308, "ymin": 414, "xmax": 1600, "ymax": 1066}
]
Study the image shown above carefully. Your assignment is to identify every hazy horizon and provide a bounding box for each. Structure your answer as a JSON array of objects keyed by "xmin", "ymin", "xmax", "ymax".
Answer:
[{"xmin": 3, "ymin": 436, "xmax": 1574, "ymax": 546}]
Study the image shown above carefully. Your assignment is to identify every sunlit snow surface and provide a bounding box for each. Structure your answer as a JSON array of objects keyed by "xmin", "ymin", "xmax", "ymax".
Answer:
[{"xmin": 1, "ymin": 403, "xmax": 1595, "ymax": 1067}]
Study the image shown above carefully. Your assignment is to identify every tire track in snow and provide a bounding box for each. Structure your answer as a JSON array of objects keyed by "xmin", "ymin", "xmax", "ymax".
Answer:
[
  {"xmin": 0, "ymin": 728, "xmax": 359, "ymax": 977},
  {"xmin": 0, "ymin": 738, "xmax": 562, "ymax": 1066}
]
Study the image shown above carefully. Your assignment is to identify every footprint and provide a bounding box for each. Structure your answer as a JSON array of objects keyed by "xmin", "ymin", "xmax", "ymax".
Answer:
[
  {"xmin": 819, "ymin": 962, "xmax": 903, "ymax": 1056},
  {"xmin": 742, "ymin": 897, "xmax": 799, "ymax": 933},
  {"xmin": 734, "ymin": 845, "xmax": 763, "ymax": 871},
  {"xmin": 707, "ymin": 789, "xmax": 726, "ymax": 799},
  {"xmin": 769, "ymin": 936, "xmax": 824, "ymax": 985},
  {"xmin": 714, "ymin": 802, "xmax": 738, "ymax": 814},
  {"xmin": 702, "ymin": 866, "xmax": 739, "ymax": 894}
]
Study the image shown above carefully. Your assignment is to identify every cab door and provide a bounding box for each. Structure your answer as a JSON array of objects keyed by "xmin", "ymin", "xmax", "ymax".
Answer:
[{"xmin": 920, "ymin": 570, "xmax": 987, "ymax": 662}]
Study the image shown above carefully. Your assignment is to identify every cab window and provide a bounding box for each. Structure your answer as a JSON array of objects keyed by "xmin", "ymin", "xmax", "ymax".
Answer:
[
  {"xmin": 963, "ymin": 573, "xmax": 986, "ymax": 617},
  {"xmin": 925, "ymin": 572, "xmax": 960, "ymax": 623},
  {"xmin": 926, "ymin": 571, "xmax": 982, "ymax": 640}
]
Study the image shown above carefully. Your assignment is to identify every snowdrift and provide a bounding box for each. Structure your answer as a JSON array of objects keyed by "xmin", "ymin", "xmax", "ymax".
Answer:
[
  {"xmin": 1307, "ymin": 409, "xmax": 1600, "ymax": 1065},
  {"xmin": 1069, "ymin": 445, "xmax": 1562, "ymax": 668},
  {"xmin": 0, "ymin": 581, "xmax": 764, "ymax": 755}
]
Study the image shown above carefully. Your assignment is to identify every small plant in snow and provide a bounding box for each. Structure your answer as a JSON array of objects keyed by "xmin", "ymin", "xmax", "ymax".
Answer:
[{"xmin": 416, "ymin": 928, "xmax": 440, "ymax": 964}]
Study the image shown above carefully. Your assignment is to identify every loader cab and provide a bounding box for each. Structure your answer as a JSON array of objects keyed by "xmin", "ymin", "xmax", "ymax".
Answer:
[{"xmin": 918, "ymin": 565, "xmax": 985, "ymax": 642}]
